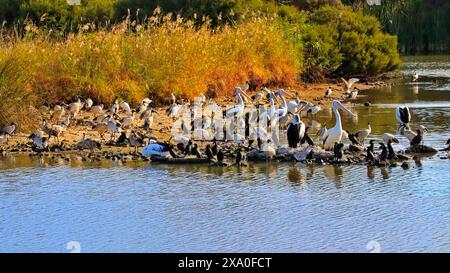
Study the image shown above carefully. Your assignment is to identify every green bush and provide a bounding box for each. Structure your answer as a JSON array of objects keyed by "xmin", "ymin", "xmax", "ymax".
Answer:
[{"xmin": 305, "ymin": 5, "xmax": 400, "ymax": 76}]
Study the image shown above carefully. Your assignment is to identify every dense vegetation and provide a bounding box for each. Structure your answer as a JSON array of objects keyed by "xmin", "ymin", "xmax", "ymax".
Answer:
[
  {"xmin": 0, "ymin": 0, "xmax": 404, "ymax": 129},
  {"xmin": 343, "ymin": 0, "xmax": 450, "ymax": 54}
]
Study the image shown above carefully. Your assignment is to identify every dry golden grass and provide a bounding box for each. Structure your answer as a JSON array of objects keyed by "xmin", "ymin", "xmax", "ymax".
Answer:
[{"xmin": 0, "ymin": 15, "xmax": 300, "ymax": 113}]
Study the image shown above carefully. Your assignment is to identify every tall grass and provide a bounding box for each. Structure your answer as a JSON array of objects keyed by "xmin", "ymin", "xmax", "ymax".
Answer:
[{"xmin": 0, "ymin": 14, "xmax": 300, "ymax": 111}]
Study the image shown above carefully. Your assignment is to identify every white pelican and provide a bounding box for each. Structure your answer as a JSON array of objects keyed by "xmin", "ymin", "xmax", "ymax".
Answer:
[
  {"xmin": 226, "ymin": 87, "xmax": 251, "ymax": 118},
  {"xmin": 341, "ymin": 78, "xmax": 359, "ymax": 94},
  {"xmin": 322, "ymin": 100, "xmax": 356, "ymax": 149},
  {"xmin": 396, "ymin": 106, "xmax": 411, "ymax": 128},
  {"xmin": 259, "ymin": 92, "xmax": 279, "ymax": 122},
  {"xmin": 275, "ymin": 89, "xmax": 294, "ymax": 117},
  {"xmin": 355, "ymin": 123, "xmax": 371, "ymax": 143},
  {"xmin": 412, "ymin": 72, "xmax": 419, "ymax": 82},
  {"xmin": 325, "ymin": 87, "xmax": 332, "ymax": 98}
]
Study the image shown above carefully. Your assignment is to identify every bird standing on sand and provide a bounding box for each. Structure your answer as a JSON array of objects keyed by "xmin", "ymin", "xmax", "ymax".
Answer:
[
  {"xmin": 84, "ymin": 98, "xmax": 93, "ymax": 111},
  {"xmin": 90, "ymin": 104, "xmax": 104, "ymax": 114},
  {"xmin": 120, "ymin": 100, "xmax": 132, "ymax": 114},
  {"xmin": 325, "ymin": 87, "xmax": 332, "ymax": 98},
  {"xmin": 111, "ymin": 97, "xmax": 120, "ymax": 114},
  {"xmin": 287, "ymin": 115, "xmax": 304, "ymax": 148},
  {"xmin": 69, "ymin": 98, "xmax": 83, "ymax": 118},
  {"xmin": 192, "ymin": 144, "xmax": 202, "ymax": 158},
  {"xmin": 205, "ymin": 145, "xmax": 214, "ymax": 159},
  {"xmin": 211, "ymin": 139, "xmax": 218, "ymax": 156},
  {"xmin": 217, "ymin": 149, "xmax": 224, "ymax": 164},
  {"xmin": 0, "ymin": 134, "xmax": 10, "ymax": 145},
  {"xmin": 2, "ymin": 122, "xmax": 16, "ymax": 135},
  {"xmin": 236, "ymin": 148, "xmax": 243, "ymax": 167}
]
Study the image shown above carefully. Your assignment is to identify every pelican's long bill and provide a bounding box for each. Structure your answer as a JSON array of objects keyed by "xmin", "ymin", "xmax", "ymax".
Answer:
[
  {"xmin": 282, "ymin": 90, "xmax": 295, "ymax": 99},
  {"xmin": 336, "ymin": 101, "xmax": 356, "ymax": 117}
]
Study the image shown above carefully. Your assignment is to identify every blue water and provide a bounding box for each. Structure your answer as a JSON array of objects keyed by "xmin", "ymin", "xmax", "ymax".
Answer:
[{"xmin": 0, "ymin": 56, "xmax": 449, "ymax": 253}]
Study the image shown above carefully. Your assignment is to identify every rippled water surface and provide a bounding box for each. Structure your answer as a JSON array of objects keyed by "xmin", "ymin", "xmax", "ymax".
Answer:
[{"xmin": 1, "ymin": 56, "xmax": 449, "ymax": 253}]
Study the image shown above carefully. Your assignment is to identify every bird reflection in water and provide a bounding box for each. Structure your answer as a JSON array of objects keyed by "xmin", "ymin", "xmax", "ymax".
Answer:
[
  {"xmin": 287, "ymin": 166, "xmax": 304, "ymax": 185},
  {"xmin": 323, "ymin": 165, "xmax": 344, "ymax": 188},
  {"xmin": 380, "ymin": 167, "xmax": 390, "ymax": 180},
  {"xmin": 367, "ymin": 165, "xmax": 376, "ymax": 179}
]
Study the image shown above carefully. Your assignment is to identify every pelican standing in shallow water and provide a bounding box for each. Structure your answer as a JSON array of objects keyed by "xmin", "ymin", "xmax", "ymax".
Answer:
[
  {"xmin": 322, "ymin": 100, "xmax": 356, "ymax": 149},
  {"xmin": 396, "ymin": 106, "xmax": 411, "ymax": 128}
]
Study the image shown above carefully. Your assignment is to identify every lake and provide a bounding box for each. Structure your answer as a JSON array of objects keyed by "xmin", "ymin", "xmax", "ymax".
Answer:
[{"xmin": 0, "ymin": 56, "xmax": 449, "ymax": 253}]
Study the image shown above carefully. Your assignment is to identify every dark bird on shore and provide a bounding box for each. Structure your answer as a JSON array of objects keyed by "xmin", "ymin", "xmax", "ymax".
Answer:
[
  {"xmin": 217, "ymin": 149, "xmax": 224, "ymax": 164},
  {"xmin": 367, "ymin": 147, "xmax": 376, "ymax": 163},
  {"xmin": 211, "ymin": 138, "xmax": 218, "ymax": 156},
  {"xmin": 333, "ymin": 143, "xmax": 344, "ymax": 160},
  {"xmin": 116, "ymin": 132, "xmax": 127, "ymax": 146},
  {"xmin": 176, "ymin": 143, "xmax": 186, "ymax": 153},
  {"xmin": 301, "ymin": 127, "xmax": 315, "ymax": 146},
  {"xmin": 192, "ymin": 144, "xmax": 202, "ymax": 158},
  {"xmin": 287, "ymin": 115, "xmax": 303, "ymax": 148},
  {"xmin": 205, "ymin": 145, "xmax": 214, "ymax": 159},
  {"xmin": 236, "ymin": 148, "xmax": 243, "ymax": 167},
  {"xmin": 346, "ymin": 130, "xmax": 361, "ymax": 146},
  {"xmin": 379, "ymin": 143, "xmax": 388, "ymax": 161},
  {"xmin": 368, "ymin": 140, "xmax": 375, "ymax": 153},
  {"xmin": 184, "ymin": 140, "xmax": 193, "ymax": 155},
  {"xmin": 396, "ymin": 106, "xmax": 411, "ymax": 128},
  {"xmin": 410, "ymin": 129, "xmax": 422, "ymax": 146},
  {"xmin": 257, "ymin": 138, "xmax": 262, "ymax": 150},
  {"xmin": 306, "ymin": 149, "xmax": 314, "ymax": 160},
  {"xmin": 387, "ymin": 139, "xmax": 397, "ymax": 160}
]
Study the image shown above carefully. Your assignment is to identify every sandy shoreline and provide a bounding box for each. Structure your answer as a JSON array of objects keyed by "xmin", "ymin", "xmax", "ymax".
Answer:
[{"xmin": 0, "ymin": 80, "xmax": 392, "ymax": 159}]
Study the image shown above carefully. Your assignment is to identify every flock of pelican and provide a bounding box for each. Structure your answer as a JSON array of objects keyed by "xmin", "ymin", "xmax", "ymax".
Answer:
[{"xmin": 1, "ymin": 75, "xmax": 449, "ymax": 164}]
